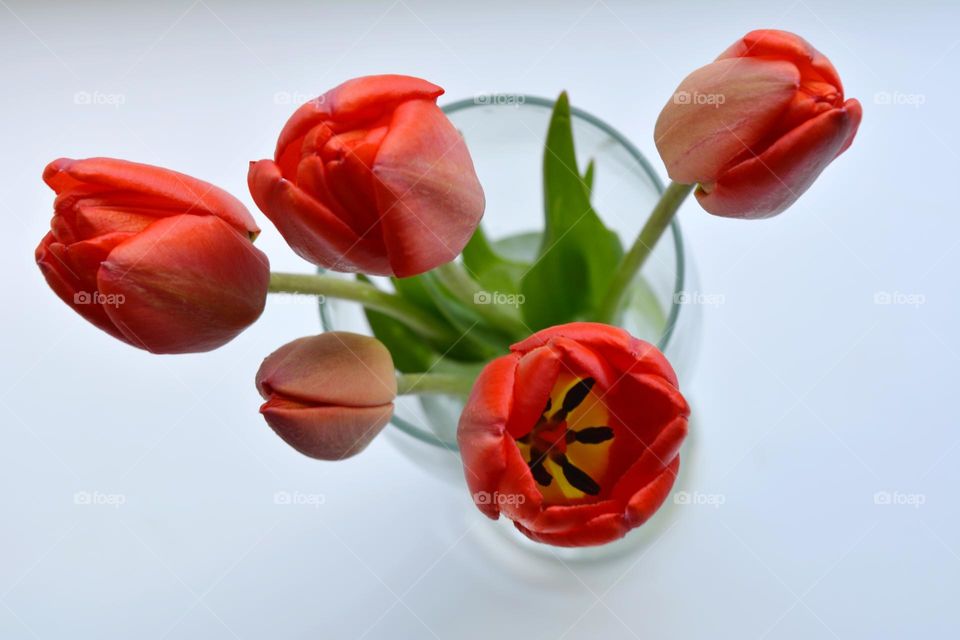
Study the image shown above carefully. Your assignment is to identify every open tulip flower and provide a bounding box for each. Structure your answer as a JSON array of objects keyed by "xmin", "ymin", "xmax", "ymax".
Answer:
[
  {"xmin": 35, "ymin": 157, "xmax": 270, "ymax": 353},
  {"xmin": 256, "ymin": 332, "xmax": 397, "ymax": 460},
  {"xmin": 249, "ymin": 74, "xmax": 485, "ymax": 277},
  {"xmin": 654, "ymin": 29, "xmax": 862, "ymax": 218},
  {"xmin": 458, "ymin": 323, "xmax": 690, "ymax": 547}
]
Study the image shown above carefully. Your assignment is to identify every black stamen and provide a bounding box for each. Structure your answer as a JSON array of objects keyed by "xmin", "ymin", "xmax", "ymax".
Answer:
[
  {"xmin": 555, "ymin": 454, "xmax": 601, "ymax": 495},
  {"xmin": 529, "ymin": 448, "xmax": 553, "ymax": 487},
  {"xmin": 567, "ymin": 426, "xmax": 614, "ymax": 444},
  {"xmin": 554, "ymin": 378, "xmax": 595, "ymax": 422}
]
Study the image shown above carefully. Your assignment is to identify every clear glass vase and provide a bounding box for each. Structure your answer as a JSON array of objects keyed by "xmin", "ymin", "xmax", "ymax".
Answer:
[{"xmin": 319, "ymin": 95, "xmax": 702, "ymax": 561}]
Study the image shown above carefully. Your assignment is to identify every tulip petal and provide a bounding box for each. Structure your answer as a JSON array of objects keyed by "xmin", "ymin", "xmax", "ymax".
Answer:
[
  {"xmin": 718, "ymin": 29, "xmax": 842, "ymax": 94},
  {"xmin": 515, "ymin": 511, "xmax": 628, "ymax": 547},
  {"xmin": 457, "ymin": 354, "xmax": 519, "ymax": 519},
  {"xmin": 522, "ymin": 498, "xmax": 620, "ymax": 535},
  {"xmin": 44, "ymin": 157, "xmax": 259, "ymax": 237},
  {"xmin": 274, "ymin": 75, "xmax": 443, "ymax": 163},
  {"xmin": 697, "ymin": 100, "xmax": 861, "ymax": 218},
  {"xmin": 835, "ymin": 98, "xmax": 863, "ymax": 156},
  {"xmin": 624, "ymin": 457, "xmax": 681, "ymax": 528},
  {"xmin": 256, "ymin": 332, "xmax": 396, "ymax": 407},
  {"xmin": 655, "ymin": 57, "xmax": 800, "ymax": 184},
  {"xmin": 513, "ymin": 322, "xmax": 679, "ymax": 388},
  {"xmin": 96, "ymin": 215, "xmax": 269, "ymax": 354},
  {"xmin": 248, "ymin": 159, "xmax": 392, "ymax": 274},
  {"xmin": 372, "ymin": 99, "xmax": 485, "ymax": 277},
  {"xmin": 35, "ymin": 232, "xmax": 133, "ymax": 345},
  {"xmin": 505, "ymin": 345, "xmax": 561, "ymax": 439},
  {"xmin": 613, "ymin": 416, "xmax": 687, "ymax": 504},
  {"xmin": 261, "ymin": 400, "xmax": 393, "ymax": 460},
  {"xmin": 493, "ymin": 436, "xmax": 545, "ymax": 523}
]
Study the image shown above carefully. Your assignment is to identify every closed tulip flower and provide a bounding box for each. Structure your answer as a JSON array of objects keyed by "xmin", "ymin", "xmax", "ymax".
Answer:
[
  {"xmin": 457, "ymin": 323, "xmax": 689, "ymax": 547},
  {"xmin": 654, "ymin": 29, "xmax": 862, "ymax": 218},
  {"xmin": 255, "ymin": 332, "xmax": 397, "ymax": 460},
  {"xmin": 249, "ymin": 74, "xmax": 485, "ymax": 277},
  {"xmin": 35, "ymin": 157, "xmax": 269, "ymax": 354}
]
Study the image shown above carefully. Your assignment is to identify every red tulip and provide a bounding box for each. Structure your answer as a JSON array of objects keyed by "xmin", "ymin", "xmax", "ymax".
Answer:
[
  {"xmin": 36, "ymin": 157, "xmax": 269, "ymax": 354},
  {"xmin": 654, "ymin": 29, "xmax": 862, "ymax": 218},
  {"xmin": 248, "ymin": 74, "xmax": 485, "ymax": 278},
  {"xmin": 457, "ymin": 322, "xmax": 689, "ymax": 547},
  {"xmin": 255, "ymin": 332, "xmax": 397, "ymax": 460}
]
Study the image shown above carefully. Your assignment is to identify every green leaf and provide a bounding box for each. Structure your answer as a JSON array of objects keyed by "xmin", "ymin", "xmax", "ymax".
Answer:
[
  {"xmin": 461, "ymin": 225, "xmax": 528, "ymax": 297},
  {"xmin": 583, "ymin": 158, "xmax": 595, "ymax": 196},
  {"xmin": 363, "ymin": 307, "xmax": 441, "ymax": 373},
  {"xmin": 519, "ymin": 92, "xmax": 623, "ymax": 330}
]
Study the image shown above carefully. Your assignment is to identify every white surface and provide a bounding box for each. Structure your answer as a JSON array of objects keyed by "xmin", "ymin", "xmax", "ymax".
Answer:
[{"xmin": 2, "ymin": 1, "xmax": 958, "ymax": 638}]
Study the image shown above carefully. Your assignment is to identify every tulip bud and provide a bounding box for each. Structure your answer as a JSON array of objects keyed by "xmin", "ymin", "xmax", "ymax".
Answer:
[
  {"xmin": 457, "ymin": 322, "xmax": 689, "ymax": 547},
  {"xmin": 654, "ymin": 29, "xmax": 862, "ymax": 218},
  {"xmin": 255, "ymin": 332, "xmax": 397, "ymax": 460},
  {"xmin": 249, "ymin": 74, "xmax": 485, "ymax": 277},
  {"xmin": 35, "ymin": 157, "xmax": 270, "ymax": 353}
]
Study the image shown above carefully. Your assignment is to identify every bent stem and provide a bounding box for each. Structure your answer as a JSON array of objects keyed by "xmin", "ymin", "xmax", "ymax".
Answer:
[
  {"xmin": 268, "ymin": 272, "xmax": 457, "ymax": 344},
  {"xmin": 396, "ymin": 372, "xmax": 475, "ymax": 396},
  {"xmin": 595, "ymin": 181, "xmax": 694, "ymax": 324}
]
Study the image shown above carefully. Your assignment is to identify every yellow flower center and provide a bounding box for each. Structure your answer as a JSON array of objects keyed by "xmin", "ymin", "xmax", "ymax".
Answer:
[{"xmin": 515, "ymin": 374, "xmax": 614, "ymax": 503}]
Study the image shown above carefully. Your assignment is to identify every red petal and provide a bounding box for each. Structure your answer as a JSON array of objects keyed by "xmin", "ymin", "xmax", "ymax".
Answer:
[
  {"xmin": 514, "ymin": 511, "xmax": 628, "ymax": 547},
  {"xmin": 255, "ymin": 333, "xmax": 396, "ymax": 408},
  {"xmin": 624, "ymin": 457, "xmax": 681, "ymax": 528},
  {"xmin": 274, "ymin": 75, "xmax": 443, "ymax": 163},
  {"xmin": 372, "ymin": 99, "xmax": 485, "ymax": 277},
  {"xmin": 35, "ymin": 232, "xmax": 133, "ymax": 344},
  {"xmin": 247, "ymin": 159, "xmax": 391, "ymax": 274},
  {"xmin": 512, "ymin": 322, "xmax": 678, "ymax": 387},
  {"xmin": 261, "ymin": 400, "xmax": 393, "ymax": 460},
  {"xmin": 612, "ymin": 416, "xmax": 687, "ymax": 504},
  {"xmin": 505, "ymin": 345, "xmax": 561, "ymax": 439},
  {"xmin": 457, "ymin": 354, "xmax": 520, "ymax": 519},
  {"xmin": 654, "ymin": 57, "xmax": 799, "ymax": 184},
  {"xmin": 44, "ymin": 157, "xmax": 259, "ymax": 238},
  {"xmin": 718, "ymin": 29, "xmax": 842, "ymax": 93},
  {"xmin": 697, "ymin": 101, "xmax": 861, "ymax": 218},
  {"xmin": 97, "ymin": 215, "xmax": 269, "ymax": 353}
]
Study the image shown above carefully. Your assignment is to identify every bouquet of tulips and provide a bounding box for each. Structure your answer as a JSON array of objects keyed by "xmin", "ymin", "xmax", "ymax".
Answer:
[{"xmin": 36, "ymin": 30, "xmax": 860, "ymax": 547}]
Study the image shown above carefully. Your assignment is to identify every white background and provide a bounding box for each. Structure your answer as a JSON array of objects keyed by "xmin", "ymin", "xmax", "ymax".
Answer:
[{"xmin": 2, "ymin": 1, "xmax": 957, "ymax": 638}]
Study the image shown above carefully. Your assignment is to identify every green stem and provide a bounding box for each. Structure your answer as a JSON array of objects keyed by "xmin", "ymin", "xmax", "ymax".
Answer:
[
  {"xmin": 396, "ymin": 372, "xmax": 475, "ymax": 396},
  {"xmin": 431, "ymin": 263, "xmax": 528, "ymax": 340},
  {"xmin": 268, "ymin": 272, "xmax": 457, "ymax": 344},
  {"xmin": 595, "ymin": 181, "xmax": 694, "ymax": 324}
]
